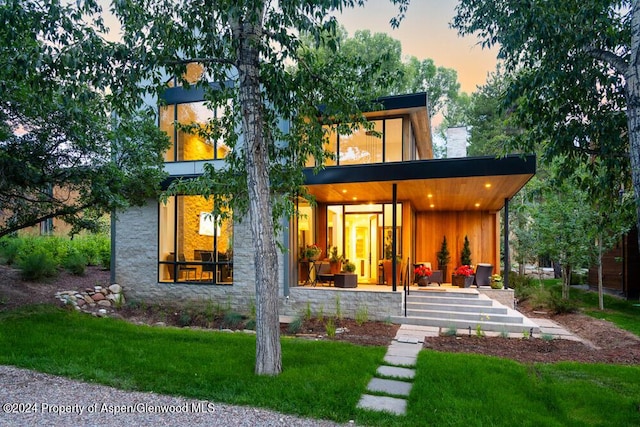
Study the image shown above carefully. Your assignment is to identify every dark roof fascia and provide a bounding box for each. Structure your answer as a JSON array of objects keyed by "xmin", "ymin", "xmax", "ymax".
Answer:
[
  {"xmin": 303, "ymin": 154, "xmax": 536, "ymax": 185},
  {"xmin": 161, "ymin": 80, "xmax": 235, "ymax": 105},
  {"xmin": 318, "ymin": 92, "xmax": 428, "ymax": 116},
  {"xmin": 375, "ymin": 92, "xmax": 427, "ymax": 111}
]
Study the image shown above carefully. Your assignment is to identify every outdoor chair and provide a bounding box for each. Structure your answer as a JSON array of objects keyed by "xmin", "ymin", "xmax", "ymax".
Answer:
[
  {"xmin": 316, "ymin": 261, "xmax": 334, "ymax": 286},
  {"xmin": 474, "ymin": 263, "xmax": 493, "ymax": 287}
]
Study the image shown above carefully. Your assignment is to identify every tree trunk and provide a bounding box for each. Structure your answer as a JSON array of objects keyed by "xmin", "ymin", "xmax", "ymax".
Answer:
[
  {"xmin": 562, "ymin": 264, "xmax": 571, "ymax": 300},
  {"xmin": 627, "ymin": 4, "xmax": 640, "ymax": 261},
  {"xmin": 597, "ymin": 234, "xmax": 604, "ymax": 310},
  {"xmin": 235, "ymin": 9, "xmax": 282, "ymax": 376}
]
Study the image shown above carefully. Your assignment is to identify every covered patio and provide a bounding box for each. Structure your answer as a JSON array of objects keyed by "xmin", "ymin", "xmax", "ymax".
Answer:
[{"xmin": 290, "ymin": 154, "xmax": 536, "ymax": 293}]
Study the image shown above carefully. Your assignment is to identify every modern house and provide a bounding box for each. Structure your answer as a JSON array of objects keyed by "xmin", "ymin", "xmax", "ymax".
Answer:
[{"xmin": 113, "ymin": 65, "xmax": 536, "ymax": 320}]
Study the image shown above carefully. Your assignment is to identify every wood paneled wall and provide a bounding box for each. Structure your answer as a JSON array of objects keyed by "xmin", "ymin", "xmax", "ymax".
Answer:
[{"xmin": 415, "ymin": 210, "xmax": 499, "ymax": 279}]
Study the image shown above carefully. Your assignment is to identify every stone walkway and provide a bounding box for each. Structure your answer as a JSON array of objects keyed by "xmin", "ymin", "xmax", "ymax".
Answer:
[
  {"xmin": 356, "ymin": 318, "xmax": 585, "ymax": 416},
  {"xmin": 356, "ymin": 324, "xmax": 438, "ymax": 415}
]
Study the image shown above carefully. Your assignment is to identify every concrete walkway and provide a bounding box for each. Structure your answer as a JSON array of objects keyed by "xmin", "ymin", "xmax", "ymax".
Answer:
[{"xmin": 356, "ymin": 318, "xmax": 587, "ymax": 416}]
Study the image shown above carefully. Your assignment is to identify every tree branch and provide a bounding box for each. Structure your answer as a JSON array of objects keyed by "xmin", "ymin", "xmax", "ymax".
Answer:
[
  {"xmin": 164, "ymin": 57, "xmax": 236, "ymax": 67},
  {"xmin": 583, "ymin": 46, "xmax": 628, "ymax": 76}
]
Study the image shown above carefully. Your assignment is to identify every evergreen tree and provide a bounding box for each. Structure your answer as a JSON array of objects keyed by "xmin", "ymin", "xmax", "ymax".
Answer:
[{"xmin": 461, "ymin": 235, "xmax": 472, "ymax": 266}]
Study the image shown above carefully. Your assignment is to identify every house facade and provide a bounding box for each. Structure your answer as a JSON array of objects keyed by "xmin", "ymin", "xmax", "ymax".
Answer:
[{"xmin": 113, "ymin": 69, "xmax": 535, "ymax": 320}]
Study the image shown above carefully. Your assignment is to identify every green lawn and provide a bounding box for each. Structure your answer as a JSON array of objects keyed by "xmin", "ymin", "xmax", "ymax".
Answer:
[{"xmin": 1, "ymin": 305, "xmax": 640, "ymax": 426}]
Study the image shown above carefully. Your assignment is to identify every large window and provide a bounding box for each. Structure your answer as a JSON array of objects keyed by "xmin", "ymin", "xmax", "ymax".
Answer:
[
  {"xmin": 306, "ymin": 117, "xmax": 405, "ymax": 167},
  {"xmin": 160, "ymin": 102, "xmax": 229, "ymax": 162},
  {"xmin": 160, "ymin": 63, "xmax": 230, "ymax": 162},
  {"xmin": 159, "ymin": 195, "xmax": 233, "ymax": 284}
]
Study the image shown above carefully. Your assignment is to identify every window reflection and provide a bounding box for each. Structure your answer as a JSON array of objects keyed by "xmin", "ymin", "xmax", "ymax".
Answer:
[{"xmin": 306, "ymin": 118, "xmax": 406, "ymax": 167}]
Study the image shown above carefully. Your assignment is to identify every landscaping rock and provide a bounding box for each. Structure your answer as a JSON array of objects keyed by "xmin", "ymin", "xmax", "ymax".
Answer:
[
  {"xmin": 91, "ymin": 293, "xmax": 105, "ymax": 301},
  {"xmin": 54, "ymin": 283, "xmax": 125, "ymax": 318}
]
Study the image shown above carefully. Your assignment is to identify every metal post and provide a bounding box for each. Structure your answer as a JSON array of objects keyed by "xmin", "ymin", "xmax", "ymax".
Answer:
[
  {"xmin": 392, "ymin": 183, "xmax": 397, "ymax": 292},
  {"xmin": 503, "ymin": 197, "xmax": 509, "ymax": 289}
]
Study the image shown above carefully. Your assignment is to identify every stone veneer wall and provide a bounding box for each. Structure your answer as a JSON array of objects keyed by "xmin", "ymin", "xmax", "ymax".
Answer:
[
  {"xmin": 478, "ymin": 288, "xmax": 516, "ymax": 309},
  {"xmin": 115, "ymin": 200, "xmax": 288, "ymax": 314},
  {"xmin": 281, "ymin": 288, "xmax": 403, "ymax": 321},
  {"xmin": 116, "ymin": 200, "xmax": 402, "ymax": 320}
]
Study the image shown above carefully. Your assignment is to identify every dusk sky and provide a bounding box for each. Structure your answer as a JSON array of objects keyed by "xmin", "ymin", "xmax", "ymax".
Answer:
[
  {"xmin": 100, "ymin": 0, "xmax": 497, "ymax": 94},
  {"xmin": 335, "ymin": 0, "xmax": 499, "ymax": 94}
]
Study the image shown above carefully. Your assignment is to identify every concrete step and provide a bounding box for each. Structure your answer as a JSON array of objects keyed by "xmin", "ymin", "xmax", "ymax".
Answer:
[
  {"xmin": 406, "ymin": 295, "xmax": 494, "ymax": 307},
  {"xmin": 398, "ymin": 289, "xmax": 540, "ymax": 333},
  {"xmin": 405, "ymin": 308, "xmax": 521, "ymax": 323},
  {"xmin": 391, "ymin": 312, "xmax": 540, "ymax": 334},
  {"xmin": 405, "ymin": 301, "xmax": 508, "ymax": 315}
]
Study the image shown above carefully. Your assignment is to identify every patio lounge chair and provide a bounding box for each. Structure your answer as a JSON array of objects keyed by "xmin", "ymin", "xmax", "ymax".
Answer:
[{"xmin": 474, "ymin": 263, "xmax": 493, "ymax": 287}]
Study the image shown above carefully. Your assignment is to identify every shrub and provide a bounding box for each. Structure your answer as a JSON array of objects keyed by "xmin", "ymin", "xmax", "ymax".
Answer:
[
  {"xmin": 223, "ymin": 311, "xmax": 244, "ymax": 328},
  {"xmin": 178, "ymin": 313, "xmax": 192, "ymax": 327},
  {"xmin": 63, "ymin": 251, "xmax": 88, "ymax": 276},
  {"xmin": 0, "ymin": 236, "xmax": 23, "ymax": 265},
  {"xmin": 287, "ymin": 317, "xmax": 303, "ymax": 334},
  {"xmin": 18, "ymin": 250, "xmax": 58, "ymax": 281},
  {"xmin": 548, "ymin": 293, "xmax": 578, "ymax": 314},
  {"xmin": 73, "ymin": 234, "xmax": 110, "ymax": 266},
  {"xmin": 570, "ymin": 272, "xmax": 587, "ymax": 286},
  {"xmin": 99, "ymin": 248, "xmax": 111, "ymax": 270},
  {"xmin": 244, "ymin": 319, "xmax": 256, "ymax": 330},
  {"xmin": 509, "ymin": 272, "xmax": 538, "ymax": 302},
  {"xmin": 355, "ymin": 305, "xmax": 369, "ymax": 326},
  {"xmin": 325, "ymin": 318, "xmax": 336, "ymax": 337}
]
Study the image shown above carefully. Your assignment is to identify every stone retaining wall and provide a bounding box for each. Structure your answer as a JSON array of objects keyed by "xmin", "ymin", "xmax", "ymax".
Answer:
[
  {"xmin": 282, "ymin": 288, "xmax": 402, "ymax": 321},
  {"xmin": 478, "ymin": 288, "xmax": 516, "ymax": 309}
]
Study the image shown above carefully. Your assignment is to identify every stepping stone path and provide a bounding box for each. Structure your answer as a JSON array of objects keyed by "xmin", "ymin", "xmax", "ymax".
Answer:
[
  {"xmin": 356, "ymin": 320, "xmax": 586, "ymax": 416},
  {"xmin": 357, "ymin": 324, "xmax": 438, "ymax": 415}
]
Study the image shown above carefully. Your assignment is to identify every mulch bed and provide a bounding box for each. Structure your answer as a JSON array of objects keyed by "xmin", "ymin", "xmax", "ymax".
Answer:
[{"xmin": 2, "ymin": 264, "xmax": 640, "ymax": 364}]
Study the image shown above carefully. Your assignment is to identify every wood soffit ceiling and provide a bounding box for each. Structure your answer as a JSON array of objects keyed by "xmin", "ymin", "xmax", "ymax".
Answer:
[{"xmin": 306, "ymin": 174, "xmax": 533, "ymax": 212}]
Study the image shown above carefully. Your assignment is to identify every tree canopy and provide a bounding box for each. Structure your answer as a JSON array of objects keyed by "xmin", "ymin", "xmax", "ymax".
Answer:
[
  {"xmin": 0, "ymin": 0, "xmax": 169, "ymax": 237},
  {"xmin": 452, "ymin": 0, "xmax": 637, "ymax": 240}
]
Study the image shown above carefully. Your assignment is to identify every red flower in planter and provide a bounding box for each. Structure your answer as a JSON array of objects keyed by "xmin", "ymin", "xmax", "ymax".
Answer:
[
  {"xmin": 454, "ymin": 265, "xmax": 474, "ymax": 277},
  {"xmin": 414, "ymin": 265, "xmax": 432, "ymax": 277}
]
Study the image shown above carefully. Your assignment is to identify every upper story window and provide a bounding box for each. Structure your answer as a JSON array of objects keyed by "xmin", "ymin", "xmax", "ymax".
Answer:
[
  {"xmin": 306, "ymin": 117, "xmax": 406, "ymax": 167},
  {"xmin": 161, "ymin": 64, "xmax": 230, "ymax": 162}
]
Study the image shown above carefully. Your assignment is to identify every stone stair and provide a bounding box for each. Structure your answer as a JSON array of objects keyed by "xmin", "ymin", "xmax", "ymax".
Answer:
[{"xmin": 391, "ymin": 289, "xmax": 540, "ymax": 334}]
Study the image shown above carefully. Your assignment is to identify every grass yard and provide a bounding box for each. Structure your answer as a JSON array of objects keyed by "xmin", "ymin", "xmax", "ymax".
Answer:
[{"xmin": 1, "ymin": 305, "xmax": 640, "ymax": 426}]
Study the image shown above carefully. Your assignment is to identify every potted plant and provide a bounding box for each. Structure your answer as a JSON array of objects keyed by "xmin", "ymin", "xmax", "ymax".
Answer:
[
  {"xmin": 461, "ymin": 235, "xmax": 472, "ymax": 266},
  {"xmin": 328, "ymin": 246, "xmax": 344, "ymax": 274},
  {"xmin": 302, "ymin": 244, "xmax": 322, "ymax": 261},
  {"xmin": 490, "ymin": 274, "xmax": 503, "ymax": 289},
  {"xmin": 414, "ymin": 264, "xmax": 432, "ymax": 287},
  {"xmin": 335, "ymin": 261, "xmax": 357, "ymax": 288},
  {"xmin": 436, "ymin": 236, "xmax": 451, "ymax": 280},
  {"xmin": 452, "ymin": 264, "xmax": 475, "ymax": 288}
]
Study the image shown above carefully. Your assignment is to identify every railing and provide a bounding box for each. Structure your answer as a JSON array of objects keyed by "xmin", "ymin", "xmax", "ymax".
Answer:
[{"xmin": 403, "ymin": 257, "xmax": 411, "ymax": 317}]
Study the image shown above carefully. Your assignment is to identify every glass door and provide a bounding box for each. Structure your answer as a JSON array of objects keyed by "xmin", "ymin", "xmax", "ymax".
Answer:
[{"xmin": 345, "ymin": 212, "xmax": 379, "ymax": 283}]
